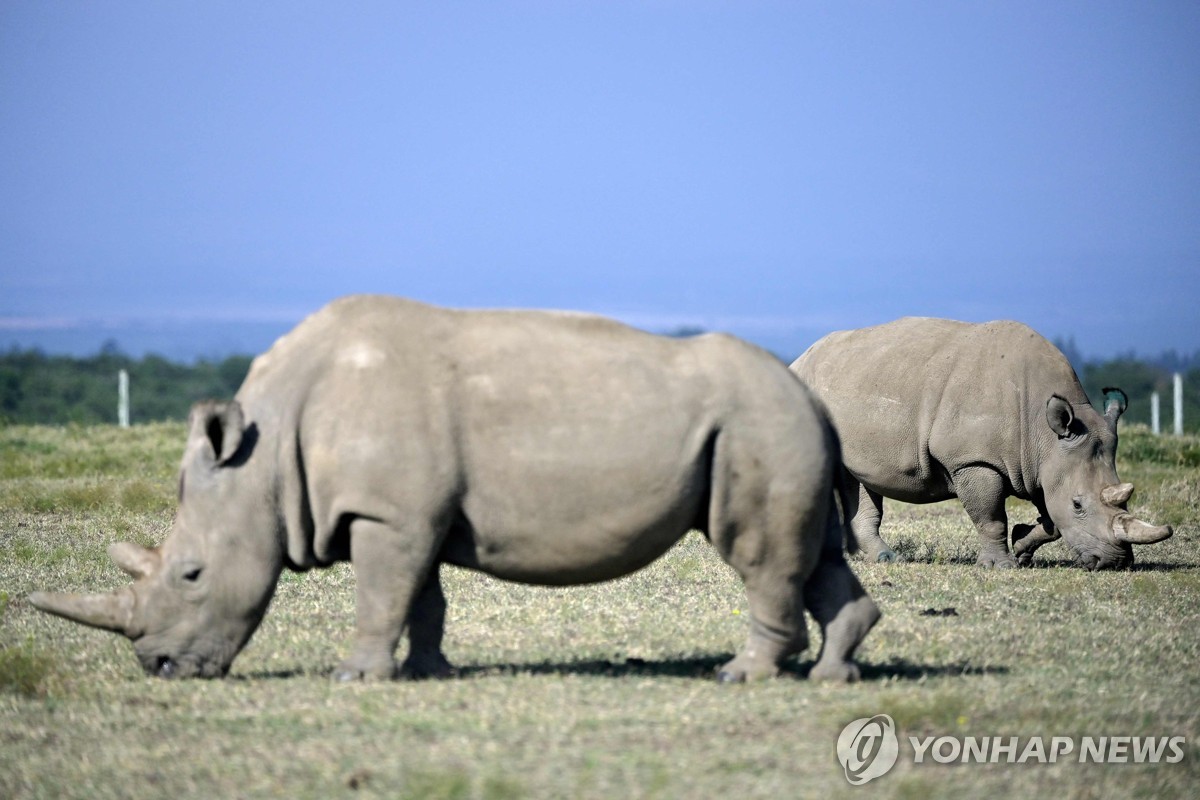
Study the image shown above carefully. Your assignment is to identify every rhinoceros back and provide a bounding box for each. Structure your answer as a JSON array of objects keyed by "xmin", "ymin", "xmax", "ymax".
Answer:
[{"xmin": 236, "ymin": 295, "xmax": 834, "ymax": 581}]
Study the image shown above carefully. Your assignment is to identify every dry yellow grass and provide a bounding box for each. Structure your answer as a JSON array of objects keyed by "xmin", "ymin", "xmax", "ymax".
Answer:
[{"xmin": 1, "ymin": 422, "xmax": 1197, "ymax": 798}]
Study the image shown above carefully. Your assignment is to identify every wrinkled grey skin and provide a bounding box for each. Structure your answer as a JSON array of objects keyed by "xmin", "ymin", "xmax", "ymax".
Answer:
[
  {"xmin": 30, "ymin": 295, "xmax": 879, "ymax": 682},
  {"xmin": 791, "ymin": 317, "xmax": 1172, "ymax": 570}
]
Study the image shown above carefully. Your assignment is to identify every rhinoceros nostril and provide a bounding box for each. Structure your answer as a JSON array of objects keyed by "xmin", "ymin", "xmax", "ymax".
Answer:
[{"xmin": 156, "ymin": 656, "xmax": 176, "ymax": 678}]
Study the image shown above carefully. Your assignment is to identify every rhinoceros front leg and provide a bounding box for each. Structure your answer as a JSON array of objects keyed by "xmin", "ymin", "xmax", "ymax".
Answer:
[
  {"xmin": 399, "ymin": 566, "xmax": 454, "ymax": 680},
  {"xmin": 1012, "ymin": 516, "xmax": 1060, "ymax": 566},
  {"xmin": 334, "ymin": 518, "xmax": 442, "ymax": 682},
  {"xmin": 954, "ymin": 466, "xmax": 1018, "ymax": 568}
]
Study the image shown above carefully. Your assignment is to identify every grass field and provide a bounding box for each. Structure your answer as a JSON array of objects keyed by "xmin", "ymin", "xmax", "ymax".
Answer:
[{"xmin": 1, "ymin": 422, "xmax": 1197, "ymax": 799}]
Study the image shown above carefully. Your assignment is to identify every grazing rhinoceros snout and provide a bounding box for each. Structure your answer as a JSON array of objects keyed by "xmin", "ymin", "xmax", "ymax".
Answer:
[
  {"xmin": 1044, "ymin": 480, "xmax": 1172, "ymax": 571},
  {"xmin": 136, "ymin": 649, "xmax": 232, "ymax": 680},
  {"xmin": 1069, "ymin": 540, "xmax": 1134, "ymax": 571},
  {"xmin": 29, "ymin": 402, "xmax": 282, "ymax": 679}
]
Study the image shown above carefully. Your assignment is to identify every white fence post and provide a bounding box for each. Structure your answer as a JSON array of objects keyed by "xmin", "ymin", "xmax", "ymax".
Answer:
[
  {"xmin": 1151, "ymin": 392, "xmax": 1160, "ymax": 435},
  {"xmin": 1174, "ymin": 372, "xmax": 1184, "ymax": 436},
  {"xmin": 118, "ymin": 369, "xmax": 130, "ymax": 428}
]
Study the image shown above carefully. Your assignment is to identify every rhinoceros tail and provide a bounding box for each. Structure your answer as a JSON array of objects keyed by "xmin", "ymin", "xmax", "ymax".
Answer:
[
  {"xmin": 831, "ymin": 466, "xmax": 858, "ymax": 557},
  {"xmin": 820, "ymin": 417, "xmax": 858, "ymax": 557}
]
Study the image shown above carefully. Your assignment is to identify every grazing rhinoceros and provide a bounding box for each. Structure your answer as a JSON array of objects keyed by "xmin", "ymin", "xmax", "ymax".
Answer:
[
  {"xmin": 791, "ymin": 317, "xmax": 1172, "ymax": 570},
  {"xmin": 30, "ymin": 295, "xmax": 879, "ymax": 682}
]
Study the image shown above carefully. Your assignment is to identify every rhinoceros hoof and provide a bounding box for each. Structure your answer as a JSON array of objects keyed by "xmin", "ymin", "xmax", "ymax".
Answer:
[
  {"xmin": 875, "ymin": 549, "xmax": 901, "ymax": 563},
  {"xmin": 332, "ymin": 658, "xmax": 399, "ymax": 683},
  {"xmin": 715, "ymin": 657, "xmax": 779, "ymax": 683},
  {"xmin": 809, "ymin": 660, "xmax": 861, "ymax": 683},
  {"xmin": 1016, "ymin": 552, "xmax": 1034, "ymax": 567},
  {"xmin": 399, "ymin": 653, "xmax": 455, "ymax": 681},
  {"xmin": 976, "ymin": 552, "xmax": 1019, "ymax": 569}
]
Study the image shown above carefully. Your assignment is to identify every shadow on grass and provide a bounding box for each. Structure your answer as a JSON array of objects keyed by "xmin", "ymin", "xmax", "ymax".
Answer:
[
  {"xmin": 234, "ymin": 655, "xmax": 1008, "ymax": 683},
  {"xmin": 451, "ymin": 654, "xmax": 1009, "ymax": 682},
  {"xmin": 869, "ymin": 552, "xmax": 1196, "ymax": 572},
  {"xmin": 998, "ymin": 557, "xmax": 1193, "ymax": 572},
  {"xmin": 1125, "ymin": 561, "xmax": 1200, "ymax": 572}
]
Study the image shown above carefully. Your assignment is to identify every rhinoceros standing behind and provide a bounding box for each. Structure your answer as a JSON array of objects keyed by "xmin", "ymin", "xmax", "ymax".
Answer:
[
  {"xmin": 791, "ymin": 317, "xmax": 1172, "ymax": 570},
  {"xmin": 30, "ymin": 295, "xmax": 879, "ymax": 682}
]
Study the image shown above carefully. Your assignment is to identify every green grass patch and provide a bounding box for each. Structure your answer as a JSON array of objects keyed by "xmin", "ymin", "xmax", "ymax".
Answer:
[
  {"xmin": 0, "ymin": 639, "xmax": 58, "ymax": 698},
  {"xmin": 1119, "ymin": 424, "xmax": 1200, "ymax": 468},
  {"xmin": 0, "ymin": 594, "xmax": 62, "ymax": 698},
  {"xmin": 0, "ymin": 422, "xmax": 185, "ymax": 481},
  {"xmin": 0, "ymin": 479, "xmax": 174, "ymax": 514}
]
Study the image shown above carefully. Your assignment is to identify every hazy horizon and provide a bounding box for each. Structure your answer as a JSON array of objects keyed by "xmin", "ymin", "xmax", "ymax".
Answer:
[{"xmin": 2, "ymin": 306, "xmax": 1194, "ymax": 367}]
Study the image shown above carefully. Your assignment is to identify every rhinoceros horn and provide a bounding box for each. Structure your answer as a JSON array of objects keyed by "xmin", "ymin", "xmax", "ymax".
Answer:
[
  {"xmin": 27, "ymin": 585, "xmax": 136, "ymax": 635},
  {"xmin": 1113, "ymin": 515, "xmax": 1173, "ymax": 544},
  {"xmin": 108, "ymin": 541, "xmax": 161, "ymax": 579},
  {"xmin": 1101, "ymin": 482, "xmax": 1135, "ymax": 507},
  {"xmin": 1100, "ymin": 483, "xmax": 1172, "ymax": 544}
]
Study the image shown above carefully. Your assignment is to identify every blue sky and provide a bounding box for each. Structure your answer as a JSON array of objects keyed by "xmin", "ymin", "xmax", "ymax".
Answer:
[{"xmin": 2, "ymin": 2, "xmax": 1198, "ymax": 362}]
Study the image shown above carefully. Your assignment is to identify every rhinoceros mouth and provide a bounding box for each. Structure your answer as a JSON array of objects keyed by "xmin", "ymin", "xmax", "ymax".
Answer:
[
  {"xmin": 1070, "ymin": 546, "xmax": 1132, "ymax": 571},
  {"xmin": 139, "ymin": 649, "xmax": 231, "ymax": 679}
]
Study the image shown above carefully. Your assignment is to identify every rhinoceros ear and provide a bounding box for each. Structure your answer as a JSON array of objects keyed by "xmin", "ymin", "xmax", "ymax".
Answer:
[
  {"xmin": 1046, "ymin": 395, "xmax": 1076, "ymax": 438},
  {"xmin": 188, "ymin": 400, "xmax": 245, "ymax": 466},
  {"xmin": 1101, "ymin": 387, "xmax": 1127, "ymax": 425}
]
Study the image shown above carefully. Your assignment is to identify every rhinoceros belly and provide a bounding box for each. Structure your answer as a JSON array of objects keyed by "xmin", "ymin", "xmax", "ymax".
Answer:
[
  {"xmin": 441, "ymin": 456, "xmax": 708, "ymax": 585},
  {"xmin": 836, "ymin": 395, "xmax": 956, "ymax": 503}
]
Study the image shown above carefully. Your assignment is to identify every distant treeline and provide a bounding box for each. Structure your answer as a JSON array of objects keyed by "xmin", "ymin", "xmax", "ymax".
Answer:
[
  {"xmin": 1054, "ymin": 337, "xmax": 1200, "ymax": 435},
  {"xmin": 0, "ymin": 347, "xmax": 253, "ymax": 425},
  {"xmin": 1, "ymin": 342, "xmax": 1198, "ymax": 432}
]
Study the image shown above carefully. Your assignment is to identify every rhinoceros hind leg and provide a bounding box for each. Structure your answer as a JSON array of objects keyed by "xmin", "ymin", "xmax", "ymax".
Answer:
[
  {"xmin": 804, "ymin": 556, "xmax": 880, "ymax": 682},
  {"xmin": 711, "ymin": 526, "xmax": 811, "ymax": 683},
  {"xmin": 716, "ymin": 618, "xmax": 801, "ymax": 683},
  {"xmin": 399, "ymin": 567, "xmax": 455, "ymax": 680},
  {"xmin": 399, "ymin": 652, "xmax": 454, "ymax": 680},
  {"xmin": 846, "ymin": 480, "xmax": 896, "ymax": 562}
]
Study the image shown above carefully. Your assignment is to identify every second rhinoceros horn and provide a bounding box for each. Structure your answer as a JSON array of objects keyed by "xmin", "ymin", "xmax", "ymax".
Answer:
[
  {"xmin": 1101, "ymin": 483, "xmax": 1135, "ymax": 507},
  {"xmin": 108, "ymin": 541, "xmax": 161, "ymax": 579}
]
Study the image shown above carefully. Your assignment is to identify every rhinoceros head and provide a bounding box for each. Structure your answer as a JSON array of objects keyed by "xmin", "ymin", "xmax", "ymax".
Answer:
[
  {"xmin": 1040, "ymin": 388, "xmax": 1171, "ymax": 569},
  {"xmin": 30, "ymin": 401, "xmax": 283, "ymax": 678}
]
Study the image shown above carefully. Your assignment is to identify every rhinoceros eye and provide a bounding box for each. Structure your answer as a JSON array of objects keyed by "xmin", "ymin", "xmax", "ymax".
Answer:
[
  {"xmin": 1071, "ymin": 498, "xmax": 1084, "ymax": 515},
  {"xmin": 182, "ymin": 567, "xmax": 203, "ymax": 583}
]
